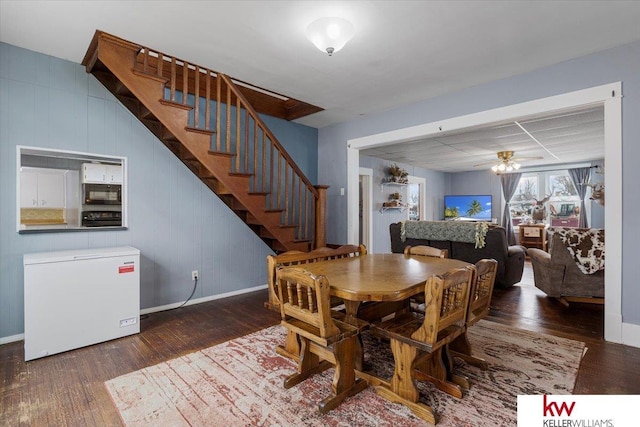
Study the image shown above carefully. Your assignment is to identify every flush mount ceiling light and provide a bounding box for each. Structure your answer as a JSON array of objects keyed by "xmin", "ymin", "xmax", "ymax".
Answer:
[{"xmin": 305, "ymin": 17, "xmax": 355, "ymax": 56}]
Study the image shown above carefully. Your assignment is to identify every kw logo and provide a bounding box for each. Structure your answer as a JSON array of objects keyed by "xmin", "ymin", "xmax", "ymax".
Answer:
[{"xmin": 543, "ymin": 395, "xmax": 576, "ymax": 417}]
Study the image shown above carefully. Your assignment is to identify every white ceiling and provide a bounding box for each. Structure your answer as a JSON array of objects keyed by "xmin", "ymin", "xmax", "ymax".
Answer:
[
  {"xmin": 361, "ymin": 105, "xmax": 605, "ymax": 172},
  {"xmin": 1, "ymin": 1, "xmax": 638, "ymax": 171}
]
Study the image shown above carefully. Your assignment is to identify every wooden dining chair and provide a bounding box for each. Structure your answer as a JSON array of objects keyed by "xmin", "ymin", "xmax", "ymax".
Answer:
[
  {"xmin": 371, "ymin": 266, "xmax": 473, "ymax": 424},
  {"xmin": 276, "ymin": 266, "xmax": 368, "ymax": 414},
  {"xmin": 404, "ymin": 245, "xmax": 449, "ymax": 309},
  {"xmin": 449, "ymin": 258, "xmax": 498, "ymax": 370},
  {"xmin": 267, "ymin": 245, "xmax": 368, "ymax": 362},
  {"xmin": 403, "ymin": 245, "xmax": 449, "ymax": 259}
]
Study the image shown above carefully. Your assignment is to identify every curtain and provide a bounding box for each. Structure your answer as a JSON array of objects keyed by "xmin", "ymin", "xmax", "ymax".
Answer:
[
  {"xmin": 500, "ymin": 172, "xmax": 522, "ymax": 245},
  {"xmin": 568, "ymin": 167, "xmax": 591, "ymax": 228}
]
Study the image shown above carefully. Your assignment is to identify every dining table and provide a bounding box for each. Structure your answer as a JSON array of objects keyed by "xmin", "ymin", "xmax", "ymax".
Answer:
[
  {"xmin": 293, "ymin": 252, "xmax": 473, "ymax": 423},
  {"xmin": 302, "ymin": 252, "xmax": 470, "ymax": 322}
]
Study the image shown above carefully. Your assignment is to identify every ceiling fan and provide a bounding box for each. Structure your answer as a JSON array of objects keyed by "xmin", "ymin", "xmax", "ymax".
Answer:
[{"xmin": 473, "ymin": 150, "xmax": 543, "ymax": 172}]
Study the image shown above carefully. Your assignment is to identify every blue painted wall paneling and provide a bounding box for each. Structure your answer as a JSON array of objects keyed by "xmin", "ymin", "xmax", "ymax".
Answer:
[{"xmin": 0, "ymin": 43, "xmax": 317, "ymax": 339}]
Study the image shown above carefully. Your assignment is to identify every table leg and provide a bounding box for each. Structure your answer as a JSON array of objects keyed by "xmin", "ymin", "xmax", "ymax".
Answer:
[
  {"xmin": 342, "ymin": 300, "xmax": 361, "ymax": 324},
  {"xmin": 341, "ymin": 300, "xmax": 365, "ymax": 370}
]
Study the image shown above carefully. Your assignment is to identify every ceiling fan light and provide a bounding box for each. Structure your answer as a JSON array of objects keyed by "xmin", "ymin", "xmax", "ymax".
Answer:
[
  {"xmin": 306, "ymin": 17, "xmax": 355, "ymax": 56},
  {"xmin": 506, "ymin": 165, "xmax": 513, "ymax": 172},
  {"xmin": 498, "ymin": 163, "xmax": 506, "ymax": 172},
  {"xmin": 513, "ymin": 162, "xmax": 521, "ymax": 170},
  {"xmin": 491, "ymin": 165, "xmax": 499, "ymax": 172}
]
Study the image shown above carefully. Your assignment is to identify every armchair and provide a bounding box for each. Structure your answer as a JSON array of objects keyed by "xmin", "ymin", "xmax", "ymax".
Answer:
[{"xmin": 527, "ymin": 228, "xmax": 604, "ymax": 306}]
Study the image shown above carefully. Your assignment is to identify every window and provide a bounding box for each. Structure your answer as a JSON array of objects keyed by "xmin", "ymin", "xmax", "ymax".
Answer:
[{"xmin": 509, "ymin": 170, "xmax": 581, "ymax": 228}]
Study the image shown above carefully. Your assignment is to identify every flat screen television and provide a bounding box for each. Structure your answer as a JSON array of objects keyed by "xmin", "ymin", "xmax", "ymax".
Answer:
[{"xmin": 444, "ymin": 194, "xmax": 492, "ymax": 221}]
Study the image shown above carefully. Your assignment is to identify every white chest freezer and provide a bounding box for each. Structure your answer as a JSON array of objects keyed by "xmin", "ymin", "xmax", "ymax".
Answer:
[{"xmin": 23, "ymin": 246, "xmax": 140, "ymax": 361}]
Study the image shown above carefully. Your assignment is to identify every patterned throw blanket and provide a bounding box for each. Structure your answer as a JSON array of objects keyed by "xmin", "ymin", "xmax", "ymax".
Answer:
[
  {"xmin": 549, "ymin": 227, "xmax": 605, "ymax": 274},
  {"xmin": 401, "ymin": 220, "xmax": 490, "ymax": 248}
]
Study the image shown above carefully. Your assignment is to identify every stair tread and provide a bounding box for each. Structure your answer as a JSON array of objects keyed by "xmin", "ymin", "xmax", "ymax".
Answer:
[
  {"xmin": 159, "ymin": 99, "xmax": 193, "ymax": 111},
  {"xmin": 132, "ymin": 68, "xmax": 169, "ymax": 83},
  {"xmin": 208, "ymin": 150, "xmax": 235, "ymax": 158},
  {"xmin": 185, "ymin": 126, "xmax": 216, "ymax": 136}
]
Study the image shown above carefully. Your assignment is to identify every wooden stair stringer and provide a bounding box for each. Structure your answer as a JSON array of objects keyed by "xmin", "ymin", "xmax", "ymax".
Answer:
[{"xmin": 90, "ymin": 33, "xmax": 303, "ymax": 251}]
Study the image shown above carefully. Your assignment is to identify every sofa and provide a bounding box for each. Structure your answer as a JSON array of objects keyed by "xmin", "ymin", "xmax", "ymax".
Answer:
[
  {"xmin": 390, "ymin": 221, "xmax": 526, "ymax": 288},
  {"xmin": 527, "ymin": 228, "xmax": 604, "ymax": 305}
]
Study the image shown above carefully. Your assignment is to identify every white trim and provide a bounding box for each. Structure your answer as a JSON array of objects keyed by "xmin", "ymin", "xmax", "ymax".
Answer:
[
  {"xmin": 348, "ymin": 83, "xmax": 619, "ymax": 150},
  {"xmin": 622, "ymin": 322, "xmax": 640, "ymax": 349},
  {"xmin": 603, "ymin": 95, "xmax": 622, "ymax": 343},
  {"xmin": 358, "ymin": 167, "xmax": 373, "ymax": 251},
  {"xmin": 347, "ymin": 82, "xmax": 623, "ymax": 343},
  {"xmin": 407, "ymin": 175, "xmax": 427, "ymax": 221},
  {"xmin": 0, "ymin": 333, "xmax": 25, "ymax": 345},
  {"xmin": 16, "ymin": 145, "xmax": 128, "ymax": 231},
  {"xmin": 0, "ymin": 285, "xmax": 270, "ymax": 346},
  {"xmin": 347, "ymin": 147, "xmax": 360, "ymax": 245},
  {"xmin": 140, "ymin": 284, "xmax": 268, "ymax": 315}
]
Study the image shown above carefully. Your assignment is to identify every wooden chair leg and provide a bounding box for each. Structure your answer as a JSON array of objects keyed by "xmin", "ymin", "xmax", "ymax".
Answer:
[
  {"xmin": 284, "ymin": 338, "xmax": 330, "ymax": 389},
  {"xmin": 318, "ymin": 336, "xmax": 368, "ymax": 413},
  {"xmin": 449, "ymin": 332, "xmax": 489, "ymax": 370},
  {"xmin": 276, "ymin": 329, "xmax": 301, "ymax": 361},
  {"xmin": 413, "ymin": 348, "xmax": 465, "ymax": 399}
]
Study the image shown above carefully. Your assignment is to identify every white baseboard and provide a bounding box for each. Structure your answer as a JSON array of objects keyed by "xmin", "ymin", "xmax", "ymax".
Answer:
[
  {"xmin": 140, "ymin": 284, "xmax": 268, "ymax": 315},
  {"xmin": 0, "ymin": 285, "xmax": 269, "ymax": 345},
  {"xmin": 0, "ymin": 333, "xmax": 25, "ymax": 345},
  {"xmin": 622, "ymin": 321, "xmax": 640, "ymax": 348},
  {"xmin": 6, "ymin": 283, "xmax": 634, "ymax": 348}
]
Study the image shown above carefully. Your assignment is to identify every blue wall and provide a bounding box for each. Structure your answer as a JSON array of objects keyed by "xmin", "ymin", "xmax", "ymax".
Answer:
[
  {"xmin": 0, "ymin": 43, "xmax": 318, "ymax": 340},
  {"xmin": 360, "ymin": 155, "xmax": 449, "ymax": 253},
  {"xmin": 319, "ymin": 41, "xmax": 640, "ymax": 327}
]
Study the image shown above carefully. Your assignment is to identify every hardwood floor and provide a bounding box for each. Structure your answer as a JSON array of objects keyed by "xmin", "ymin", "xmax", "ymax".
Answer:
[{"xmin": 1, "ymin": 262, "xmax": 639, "ymax": 426}]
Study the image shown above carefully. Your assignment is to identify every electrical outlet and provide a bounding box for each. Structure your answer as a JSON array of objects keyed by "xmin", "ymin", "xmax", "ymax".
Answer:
[{"xmin": 192, "ymin": 270, "xmax": 199, "ymax": 281}]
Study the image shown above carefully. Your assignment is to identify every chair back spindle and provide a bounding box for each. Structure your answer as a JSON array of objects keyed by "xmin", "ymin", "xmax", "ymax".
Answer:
[{"xmin": 277, "ymin": 267, "xmax": 340, "ymax": 340}]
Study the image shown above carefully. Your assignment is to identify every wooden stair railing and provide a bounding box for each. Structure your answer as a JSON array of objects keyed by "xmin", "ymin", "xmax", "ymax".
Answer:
[{"xmin": 82, "ymin": 31, "xmax": 326, "ymax": 252}]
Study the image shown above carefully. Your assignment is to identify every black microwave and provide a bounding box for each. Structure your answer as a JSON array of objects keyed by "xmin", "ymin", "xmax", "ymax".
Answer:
[{"xmin": 84, "ymin": 184, "xmax": 121, "ymax": 205}]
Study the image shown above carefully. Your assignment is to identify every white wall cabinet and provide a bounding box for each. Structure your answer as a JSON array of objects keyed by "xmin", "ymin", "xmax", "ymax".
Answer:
[
  {"xmin": 20, "ymin": 168, "xmax": 65, "ymax": 208},
  {"xmin": 82, "ymin": 163, "xmax": 122, "ymax": 184}
]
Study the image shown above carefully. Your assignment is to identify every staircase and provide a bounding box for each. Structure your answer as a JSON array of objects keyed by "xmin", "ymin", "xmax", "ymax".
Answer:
[{"xmin": 82, "ymin": 31, "xmax": 327, "ymax": 252}]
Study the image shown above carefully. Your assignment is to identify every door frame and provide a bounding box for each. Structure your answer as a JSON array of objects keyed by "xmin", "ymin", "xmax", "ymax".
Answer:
[
  {"xmin": 406, "ymin": 175, "xmax": 426, "ymax": 221},
  {"xmin": 346, "ymin": 82, "xmax": 622, "ymax": 344},
  {"xmin": 358, "ymin": 167, "xmax": 373, "ymax": 251}
]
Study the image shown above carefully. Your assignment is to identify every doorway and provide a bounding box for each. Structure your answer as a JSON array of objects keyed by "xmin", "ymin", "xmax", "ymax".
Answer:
[
  {"xmin": 406, "ymin": 175, "xmax": 426, "ymax": 221},
  {"xmin": 346, "ymin": 82, "xmax": 622, "ymax": 343}
]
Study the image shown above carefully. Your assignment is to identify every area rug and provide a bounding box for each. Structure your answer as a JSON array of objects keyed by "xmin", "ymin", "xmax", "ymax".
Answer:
[{"xmin": 106, "ymin": 320, "xmax": 585, "ymax": 426}]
